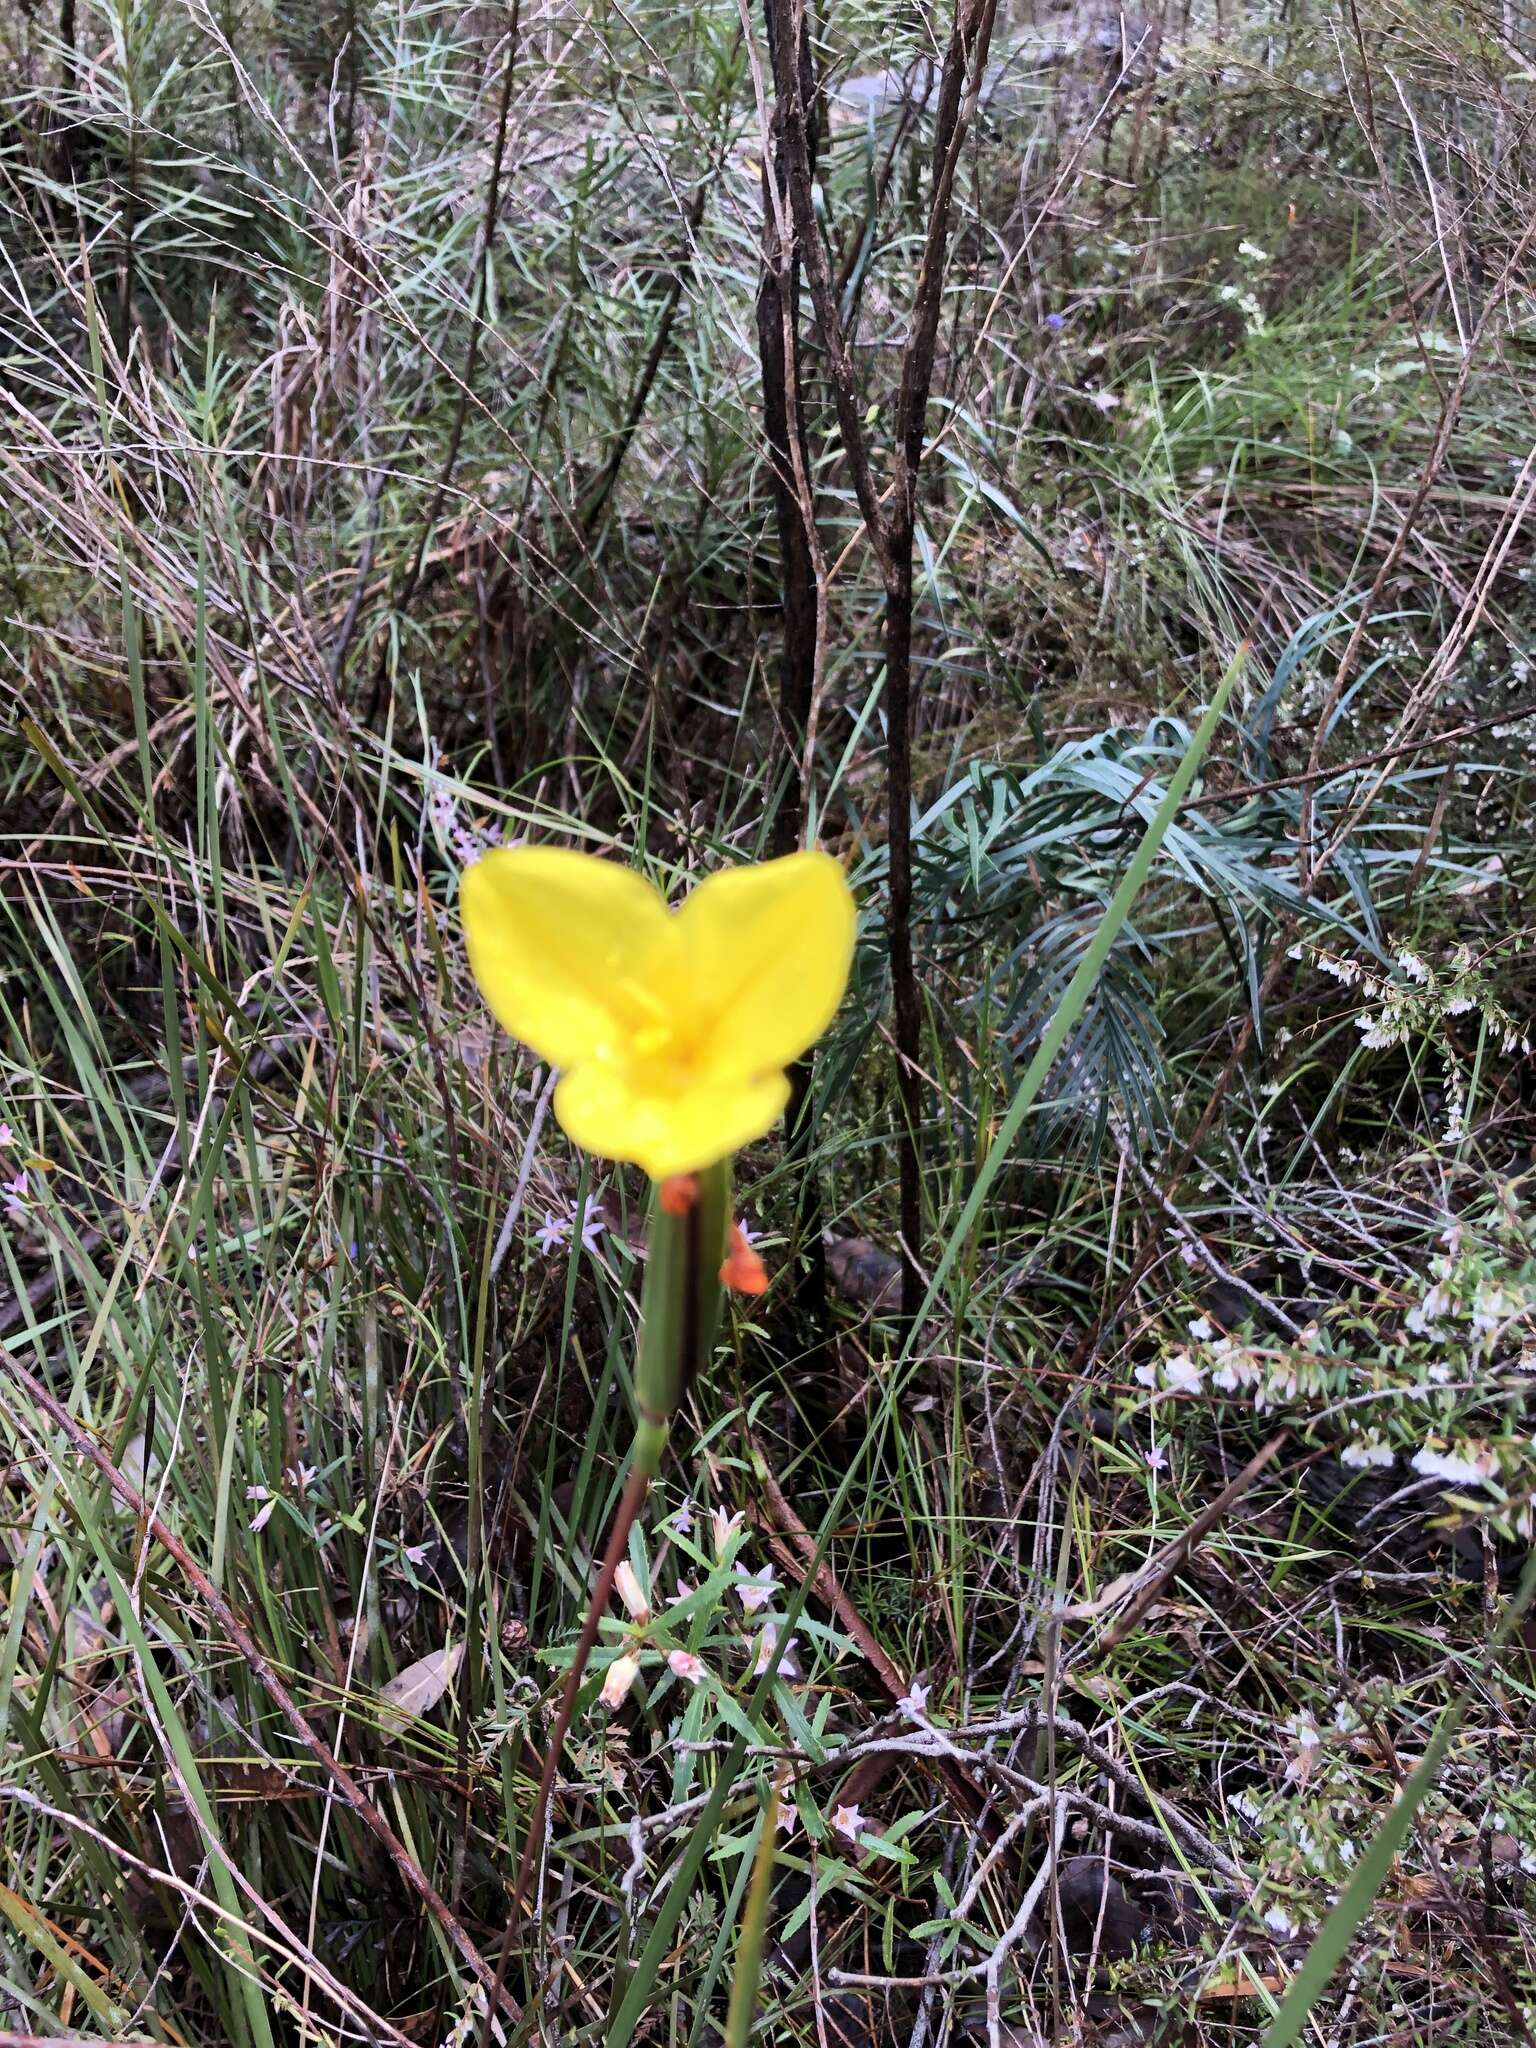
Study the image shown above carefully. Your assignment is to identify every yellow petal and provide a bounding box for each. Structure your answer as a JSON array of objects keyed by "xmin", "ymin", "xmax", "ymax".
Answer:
[
  {"xmin": 555, "ymin": 1064, "xmax": 789, "ymax": 1180},
  {"xmin": 678, "ymin": 851, "xmax": 856, "ymax": 1082},
  {"xmin": 461, "ymin": 848, "xmax": 673, "ymax": 1069}
]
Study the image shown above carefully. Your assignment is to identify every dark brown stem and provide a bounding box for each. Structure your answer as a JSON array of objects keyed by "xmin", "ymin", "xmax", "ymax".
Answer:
[
  {"xmin": 761, "ymin": 0, "xmax": 1000, "ymax": 1326},
  {"xmin": 883, "ymin": 0, "xmax": 1002, "ymax": 1321},
  {"xmin": 757, "ymin": 0, "xmax": 829, "ymax": 1354},
  {"xmin": 882, "ymin": 551, "xmax": 924, "ymax": 1322},
  {"xmin": 580, "ymin": 166, "xmax": 717, "ymax": 535},
  {"xmin": 480, "ymin": 1458, "xmax": 650, "ymax": 2039},
  {"xmin": 760, "ymin": 0, "xmax": 889, "ymax": 571}
]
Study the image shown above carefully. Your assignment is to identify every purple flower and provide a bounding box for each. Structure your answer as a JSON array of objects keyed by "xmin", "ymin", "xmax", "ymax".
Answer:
[
  {"xmin": 3, "ymin": 1170, "xmax": 27, "ymax": 1216},
  {"xmin": 753, "ymin": 1622, "xmax": 801, "ymax": 1679},
  {"xmin": 0, "ymin": 1123, "xmax": 12, "ymax": 1148},
  {"xmin": 534, "ymin": 1211, "xmax": 571, "ymax": 1255},
  {"xmin": 533, "ymin": 1197, "xmax": 604, "ymax": 1258},
  {"xmin": 1045, "ymin": 311, "xmax": 1066, "ymax": 330},
  {"xmin": 897, "ymin": 1680, "xmax": 929, "ymax": 1719},
  {"xmin": 734, "ymin": 1564, "xmax": 778, "ymax": 1614},
  {"xmin": 577, "ymin": 1196, "xmax": 606, "ymax": 1253}
]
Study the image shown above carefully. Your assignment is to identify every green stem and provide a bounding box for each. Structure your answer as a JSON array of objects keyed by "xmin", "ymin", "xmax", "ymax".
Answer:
[
  {"xmin": 481, "ymin": 1161, "xmax": 731, "ymax": 2037},
  {"xmin": 723, "ymin": 1787, "xmax": 780, "ymax": 2048}
]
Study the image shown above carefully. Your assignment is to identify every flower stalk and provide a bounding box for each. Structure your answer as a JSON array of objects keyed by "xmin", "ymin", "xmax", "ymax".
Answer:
[{"xmin": 494, "ymin": 1162, "xmax": 732, "ymax": 1973}]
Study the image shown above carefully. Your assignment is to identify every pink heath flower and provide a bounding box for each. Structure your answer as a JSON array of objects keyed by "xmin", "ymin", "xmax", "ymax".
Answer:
[
  {"xmin": 598, "ymin": 1654, "xmax": 641, "ymax": 1709},
  {"xmin": 897, "ymin": 1680, "xmax": 929, "ymax": 1719},
  {"xmin": 711, "ymin": 1507, "xmax": 745, "ymax": 1556},
  {"xmin": 829, "ymin": 1802, "xmax": 865, "ymax": 1844},
  {"xmin": 667, "ymin": 1650, "xmax": 706, "ymax": 1685},
  {"xmin": 614, "ymin": 1561, "xmax": 651, "ymax": 1621}
]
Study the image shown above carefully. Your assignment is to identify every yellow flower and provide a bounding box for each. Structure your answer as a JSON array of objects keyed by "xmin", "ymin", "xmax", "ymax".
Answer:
[{"xmin": 461, "ymin": 847, "xmax": 855, "ymax": 1180}]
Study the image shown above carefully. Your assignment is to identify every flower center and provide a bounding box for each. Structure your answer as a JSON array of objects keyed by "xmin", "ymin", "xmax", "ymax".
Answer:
[{"xmin": 626, "ymin": 1018, "xmax": 699, "ymax": 1095}]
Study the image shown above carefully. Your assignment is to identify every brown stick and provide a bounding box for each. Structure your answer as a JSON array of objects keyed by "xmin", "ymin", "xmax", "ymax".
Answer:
[
  {"xmin": 761, "ymin": 0, "xmax": 1002, "ymax": 1324},
  {"xmin": 1, "ymin": 1346, "xmax": 519, "ymax": 2025},
  {"xmin": 753, "ymin": 1457, "xmax": 1010, "ymax": 1853},
  {"xmin": 1067, "ymin": 1431, "xmax": 1291, "ymax": 1659},
  {"xmin": 481, "ymin": 1196, "xmax": 702, "ymax": 2041},
  {"xmin": 756, "ymin": 0, "xmax": 830, "ymax": 1352},
  {"xmin": 506, "ymin": 1462, "xmax": 650, "ymax": 1922}
]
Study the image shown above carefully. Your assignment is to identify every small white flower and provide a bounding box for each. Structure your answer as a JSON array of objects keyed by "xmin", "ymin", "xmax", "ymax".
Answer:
[
  {"xmin": 1340, "ymin": 1435, "xmax": 1394, "ymax": 1469},
  {"xmin": 1397, "ymin": 950, "xmax": 1431, "ymax": 983},
  {"xmin": 0, "ymin": 1122, "xmax": 12, "ymax": 1148},
  {"xmin": 776, "ymin": 1798, "xmax": 798, "ymax": 1836},
  {"xmin": 246, "ymin": 1485, "xmax": 276, "ymax": 1534},
  {"xmin": 1164, "ymin": 1351, "xmax": 1205, "ymax": 1395},
  {"xmin": 1187, "ymin": 1315, "xmax": 1214, "ymax": 1341},
  {"xmin": 712, "ymin": 1507, "xmax": 745, "ymax": 1556},
  {"xmin": 897, "ymin": 1680, "xmax": 929, "ymax": 1719},
  {"xmin": 830, "ymin": 1802, "xmax": 866, "ymax": 1843},
  {"xmin": 1412, "ymin": 1444, "xmax": 1496, "ymax": 1488},
  {"xmin": 1263, "ymin": 1904, "xmax": 1298, "ymax": 1938},
  {"xmin": 667, "ymin": 1650, "xmax": 706, "ymax": 1685},
  {"xmin": 577, "ymin": 1196, "xmax": 606, "ymax": 1253},
  {"xmin": 1134, "ymin": 1361, "xmax": 1159, "ymax": 1387},
  {"xmin": 734, "ymin": 1565, "xmax": 778, "ymax": 1614},
  {"xmin": 598, "ymin": 1653, "xmax": 641, "ymax": 1708},
  {"xmin": 614, "ymin": 1561, "xmax": 651, "ymax": 1621}
]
